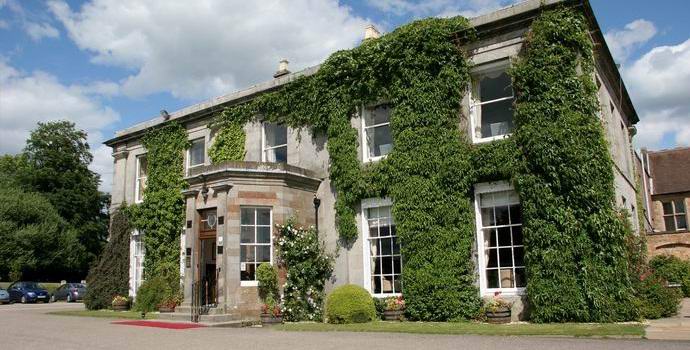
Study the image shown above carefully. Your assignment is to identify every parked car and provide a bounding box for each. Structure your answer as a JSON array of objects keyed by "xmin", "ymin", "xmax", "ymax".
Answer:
[
  {"xmin": 7, "ymin": 282, "xmax": 49, "ymax": 303},
  {"xmin": 50, "ymin": 283, "xmax": 86, "ymax": 303},
  {"xmin": 0, "ymin": 288, "xmax": 9, "ymax": 304}
]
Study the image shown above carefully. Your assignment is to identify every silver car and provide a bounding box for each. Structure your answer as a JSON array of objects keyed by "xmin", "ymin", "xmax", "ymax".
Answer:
[{"xmin": 0, "ymin": 288, "xmax": 9, "ymax": 304}]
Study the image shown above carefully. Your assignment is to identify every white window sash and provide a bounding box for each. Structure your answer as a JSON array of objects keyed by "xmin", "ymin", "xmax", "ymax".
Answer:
[
  {"xmin": 474, "ymin": 181, "xmax": 525, "ymax": 296},
  {"xmin": 135, "ymin": 156, "xmax": 147, "ymax": 203},
  {"xmin": 361, "ymin": 197, "xmax": 402, "ymax": 297},
  {"xmin": 469, "ymin": 60, "xmax": 514, "ymax": 144},
  {"xmin": 239, "ymin": 207, "xmax": 273, "ymax": 286},
  {"xmin": 186, "ymin": 138, "xmax": 206, "ymax": 172},
  {"xmin": 261, "ymin": 123, "xmax": 288, "ymax": 162},
  {"xmin": 361, "ymin": 106, "xmax": 392, "ymax": 163}
]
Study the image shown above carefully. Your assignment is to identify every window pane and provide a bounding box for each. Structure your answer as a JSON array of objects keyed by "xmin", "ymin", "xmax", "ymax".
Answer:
[
  {"xmin": 500, "ymin": 269, "xmax": 514, "ymax": 288},
  {"xmin": 241, "ymin": 209, "xmax": 254, "ymax": 225},
  {"xmin": 257, "ymin": 246, "xmax": 271, "ymax": 262},
  {"xmin": 366, "ymin": 124, "xmax": 393, "ymax": 158},
  {"xmin": 364, "ymin": 105, "xmax": 391, "ymax": 126},
  {"xmin": 481, "ymin": 99, "xmax": 514, "ymax": 138},
  {"xmin": 381, "ymin": 275, "xmax": 394, "ymax": 294},
  {"xmin": 487, "ymin": 249, "xmax": 498, "ymax": 268},
  {"xmin": 393, "ymin": 278, "xmax": 402, "ymax": 294},
  {"xmin": 257, "ymin": 226, "xmax": 271, "ymax": 243},
  {"xmin": 481, "ymin": 207, "xmax": 495, "ymax": 226},
  {"xmin": 373, "ymin": 275, "xmax": 381, "ymax": 294},
  {"xmin": 497, "ymin": 227, "xmax": 511, "ymax": 246},
  {"xmin": 512, "ymin": 226, "xmax": 523, "ymax": 246},
  {"xmin": 515, "ymin": 268, "xmax": 526, "ymax": 288},
  {"xmin": 392, "ymin": 237, "xmax": 400, "ymax": 254},
  {"xmin": 369, "ymin": 225, "xmax": 379, "ymax": 238},
  {"xmin": 380, "ymin": 238, "xmax": 393, "ymax": 256},
  {"xmin": 479, "ymin": 71, "xmax": 512, "ymax": 102},
  {"xmin": 665, "ymin": 216, "xmax": 677, "ymax": 231},
  {"xmin": 487, "ymin": 269, "xmax": 499, "ymax": 288},
  {"xmin": 675, "ymin": 200, "xmax": 686, "ymax": 213},
  {"xmin": 138, "ymin": 157, "xmax": 148, "ymax": 177},
  {"xmin": 677, "ymin": 215, "xmax": 688, "ymax": 230},
  {"xmin": 240, "ymin": 226, "xmax": 255, "ymax": 243},
  {"xmin": 379, "ymin": 224, "xmax": 391, "ymax": 237},
  {"xmin": 509, "ymin": 204, "xmax": 521, "ymax": 224},
  {"xmin": 662, "ymin": 201, "xmax": 674, "ymax": 215},
  {"xmin": 393, "ymin": 256, "xmax": 402, "ymax": 274},
  {"xmin": 264, "ymin": 123, "xmax": 287, "ymax": 147},
  {"xmin": 373, "ymin": 255, "xmax": 381, "ymax": 274},
  {"xmin": 381, "ymin": 257, "xmax": 393, "ymax": 274},
  {"xmin": 485, "ymin": 228, "xmax": 497, "ymax": 247},
  {"xmin": 265, "ymin": 145, "xmax": 287, "ymax": 163},
  {"xmin": 190, "ymin": 139, "xmax": 205, "ymax": 166},
  {"xmin": 257, "ymin": 209, "xmax": 271, "ymax": 225},
  {"xmin": 241, "ymin": 263, "xmax": 255, "ymax": 281},
  {"xmin": 499, "ymin": 247, "xmax": 513, "ymax": 267},
  {"xmin": 513, "ymin": 247, "xmax": 524, "ymax": 266}
]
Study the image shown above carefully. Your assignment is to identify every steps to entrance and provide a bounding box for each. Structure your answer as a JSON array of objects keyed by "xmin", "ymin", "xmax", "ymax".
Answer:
[{"xmin": 158, "ymin": 310, "xmax": 259, "ymax": 327}]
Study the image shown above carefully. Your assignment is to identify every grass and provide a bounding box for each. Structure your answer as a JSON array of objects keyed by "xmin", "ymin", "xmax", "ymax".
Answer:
[
  {"xmin": 48, "ymin": 309, "xmax": 158, "ymax": 320},
  {"xmin": 277, "ymin": 321, "xmax": 645, "ymax": 338}
]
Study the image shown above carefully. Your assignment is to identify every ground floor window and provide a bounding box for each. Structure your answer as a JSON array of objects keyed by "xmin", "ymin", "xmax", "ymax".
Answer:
[
  {"xmin": 240, "ymin": 207, "xmax": 272, "ymax": 283},
  {"xmin": 131, "ymin": 230, "xmax": 145, "ymax": 296},
  {"xmin": 474, "ymin": 182, "xmax": 525, "ymax": 295},
  {"xmin": 362, "ymin": 198, "xmax": 402, "ymax": 296}
]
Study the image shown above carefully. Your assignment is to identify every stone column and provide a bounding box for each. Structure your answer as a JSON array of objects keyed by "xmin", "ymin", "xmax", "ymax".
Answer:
[
  {"xmin": 211, "ymin": 183, "xmax": 232, "ymax": 313},
  {"xmin": 110, "ymin": 149, "xmax": 129, "ymax": 211},
  {"xmin": 181, "ymin": 189, "xmax": 199, "ymax": 307}
]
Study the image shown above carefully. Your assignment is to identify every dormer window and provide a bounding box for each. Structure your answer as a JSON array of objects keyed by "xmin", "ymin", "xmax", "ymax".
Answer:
[
  {"xmin": 470, "ymin": 62, "xmax": 515, "ymax": 143},
  {"xmin": 362, "ymin": 104, "xmax": 393, "ymax": 162},
  {"xmin": 262, "ymin": 122, "xmax": 287, "ymax": 163}
]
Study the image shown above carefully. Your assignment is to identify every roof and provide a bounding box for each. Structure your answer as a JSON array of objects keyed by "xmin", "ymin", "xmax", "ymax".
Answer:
[
  {"xmin": 648, "ymin": 146, "xmax": 690, "ymax": 195},
  {"xmin": 105, "ymin": 0, "xmax": 639, "ymax": 146}
]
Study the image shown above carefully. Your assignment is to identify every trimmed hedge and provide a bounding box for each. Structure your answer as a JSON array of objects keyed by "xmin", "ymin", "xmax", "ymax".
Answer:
[
  {"xmin": 325, "ymin": 285, "xmax": 377, "ymax": 324},
  {"xmin": 84, "ymin": 206, "xmax": 130, "ymax": 310}
]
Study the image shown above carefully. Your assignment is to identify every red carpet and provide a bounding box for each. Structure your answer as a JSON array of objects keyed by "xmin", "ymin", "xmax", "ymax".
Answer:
[{"xmin": 112, "ymin": 320, "xmax": 207, "ymax": 329}]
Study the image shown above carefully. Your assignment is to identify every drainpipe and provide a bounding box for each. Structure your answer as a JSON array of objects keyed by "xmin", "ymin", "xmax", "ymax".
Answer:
[{"xmin": 313, "ymin": 195, "xmax": 321, "ymax": 234}]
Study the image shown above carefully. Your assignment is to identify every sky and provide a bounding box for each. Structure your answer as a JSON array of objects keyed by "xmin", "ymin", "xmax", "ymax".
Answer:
[{"xmin": 1, "ymin": 0, "xmax": 689, "ymax": 193}]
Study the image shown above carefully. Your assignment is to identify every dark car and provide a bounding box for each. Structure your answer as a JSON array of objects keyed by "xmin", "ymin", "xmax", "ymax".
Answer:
[
  {"xmin": 0, "ymin": 288, "xmax": 9, "ymax": 304},
  {"xmin": 7, "ymin": 282, "xmax": 50, "ymax": 303},
  {"xmin": 50, "ymin": 283, "xmax": 86, "ymax": 303}
]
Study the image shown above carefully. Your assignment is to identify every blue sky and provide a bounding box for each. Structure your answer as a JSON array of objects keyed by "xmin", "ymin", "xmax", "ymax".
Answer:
[{"xmin": 1, "ymin": 0, "xmax": 689, "ymax": 192}]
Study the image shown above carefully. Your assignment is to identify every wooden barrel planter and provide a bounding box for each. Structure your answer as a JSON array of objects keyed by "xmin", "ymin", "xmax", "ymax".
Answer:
[
  {"xmin": 158, "ymin": 305, "xmax": 175, "ymax": 313},
  {"xmin": 486, "ymin": 307, "xmax": 511, "ymax": 324},
  {"xmin": 383, "ymin": 309, "xmax": 404, "ymax": 321},
  {"xmin": 112, "ymin": 301, "xmax": 130, "ymax": 311},
  {"xmin": 260, "ymin": 313, "xmax": 283, "ymax": 326}
]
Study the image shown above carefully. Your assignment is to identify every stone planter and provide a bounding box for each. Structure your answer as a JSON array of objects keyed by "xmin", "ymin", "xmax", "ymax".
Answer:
[
  {"xmin": 486, "ymin": 307, "xmax": 511, "ymax": 324},
  {"xmin": 383, "ymin": 309, "xmax": 404, "ymax": 321},
  {"xmin": 260, "ymin": 313, "xmax": 283, "ymax": 326},
  {"xmin": 112, "ymin": 301, "xmax": 129, "ymax": 311}
]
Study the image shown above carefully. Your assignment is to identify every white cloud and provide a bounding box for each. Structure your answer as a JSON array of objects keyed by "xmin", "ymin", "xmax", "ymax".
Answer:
[
  {"xmin": 24, "ymin": 21, "xmax": 60, "ymax": 41},
  {"xmin": 0, "ymin": 19, "xmax": 8, "ymax": 29},
  {"xmin": 604, "ymin": 19, "xmax": 657, "ymax": 63},
  {"xmin": 367, "ymin": 0, "xmax": 519, "ymax": 18},
  {"xmin": 624, "ymin": 39, "xmax": 690, "ymax": 149},
  {"xmin": 48, "ymin": 0, "xmax": 375, "ymax": 100},
  {"xmin": 0, "ymin": 60, "xmax": 119, "ymax": 191}
]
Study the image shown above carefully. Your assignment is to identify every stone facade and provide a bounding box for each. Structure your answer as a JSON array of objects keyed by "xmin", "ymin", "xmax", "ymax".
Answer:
[{"xmin": 104, "ymin": 0, "xmax": 641, "ymax": 323}]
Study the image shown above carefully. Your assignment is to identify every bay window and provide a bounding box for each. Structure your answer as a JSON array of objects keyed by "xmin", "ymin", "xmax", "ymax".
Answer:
[
  {"xmin": 474, "ymin": 182, "xmax": 525, "ymax": 295},
  {"xmin": 362, "ymin": 198, "xmax": 402, "ymax": 296}
]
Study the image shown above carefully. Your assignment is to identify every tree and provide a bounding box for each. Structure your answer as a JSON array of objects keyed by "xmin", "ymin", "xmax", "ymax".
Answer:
[{"xmin": 19, "ymin": 121, "xmax": 109, "ymax": 276}]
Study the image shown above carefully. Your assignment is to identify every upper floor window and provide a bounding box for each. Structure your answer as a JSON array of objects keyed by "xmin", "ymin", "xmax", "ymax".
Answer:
[
  {"xmin": 362, "ymin": 104, "xmax": 393, "ymax": 162},
  {"xmin": 262, "ymin": 122, "xmax": 287, "ymax": 163},
  {"xmin": 663, "ymin": 200, "xmax": 687, "ymax": 231},
  {"xmin": 362, "ymin": 198, "xmax": 402, "ymax": 296},
  {"xmin": 135, "ymin": 155, "xmax": 147, "ymax": 203},
  {"xmin": 474, "ymin": 182, "xmax": 525, "ymax": 295},
  {"xmin": 470, "ymin": 62, "xmax": 515, "ymax": 143},
  {"xmin": 188, "ymin": 138, "xmax": 205, "ymax": 169}
]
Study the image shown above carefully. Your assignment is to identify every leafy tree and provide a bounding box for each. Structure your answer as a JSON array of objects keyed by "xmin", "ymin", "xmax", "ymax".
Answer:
[{"xmin": 19, "ymin": 121, "xmax": 109, "ymax": 276}]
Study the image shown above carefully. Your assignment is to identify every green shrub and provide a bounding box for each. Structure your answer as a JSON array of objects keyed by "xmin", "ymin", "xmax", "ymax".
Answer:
[
  {"xmin": 134, "ymin": 274, "xmax": 178, "ymax": 312},
  {"xmin": 636, "ymin": 275, "xmax": 682, "ymax": 319},
  {"xmin": 257, "ymin": 262, "xmax": 279, "ymax": 302},
  {"xmin": 325, "ymin": 285, "xmax": 376, "ymax": 324},
  {"xmin": 373, "ymin": 297, "xmax": 386, "ymax": 320},
  {"xmin": 650, "ymin": 255, "xmax": 690, "ymax": 297},
  {"xmin": 84, "ymin": 207, "xmax": 131, "ymax": 310}
]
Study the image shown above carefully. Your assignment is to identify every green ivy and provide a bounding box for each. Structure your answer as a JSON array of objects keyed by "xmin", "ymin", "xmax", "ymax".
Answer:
[
  {"xmin": 130, "ymin": 122, "xmax": 188, "ymax": 284},
  {"xmin": 509, "ymin": 8, "xmax": 638, "ymax": 322},
  {"xmin": 209, "ymin": 115, "xmax": 246, "ymax": 163}
]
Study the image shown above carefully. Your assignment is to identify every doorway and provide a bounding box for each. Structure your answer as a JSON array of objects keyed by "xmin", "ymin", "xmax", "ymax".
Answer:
[{"xmin": 198, "ymin": 209, "xmax": 217, "ymax": 307}]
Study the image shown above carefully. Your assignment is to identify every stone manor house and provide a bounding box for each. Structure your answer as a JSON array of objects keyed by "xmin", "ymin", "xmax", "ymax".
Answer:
[{"xmin": 105, "ymin": 0, "xmax": 641, "ymax": 322}]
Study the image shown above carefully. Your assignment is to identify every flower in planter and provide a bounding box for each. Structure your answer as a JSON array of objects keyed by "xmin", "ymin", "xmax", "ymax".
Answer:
[
  {"xmin": 484, "ymin": 292, "xmax": 512, "ymax": 313},
  {"xmin": 112, "ymin": 295, "xmax": 129, "ymax": 305},
  {"xmin": 385, "ymin": 295, "xmax": 405, "ymax": 311}
]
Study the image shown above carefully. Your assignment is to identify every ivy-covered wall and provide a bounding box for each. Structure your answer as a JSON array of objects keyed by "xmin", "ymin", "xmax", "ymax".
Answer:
[
  {"xmin": 130, "ymin": 6, "xmax": 638, "ymax": 322},
  {"xmin": 208, "ymin": 115, "xmax": 246, "ymax": 163}
]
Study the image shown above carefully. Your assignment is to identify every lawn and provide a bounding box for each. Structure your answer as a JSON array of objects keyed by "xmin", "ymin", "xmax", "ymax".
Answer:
[
  {"xmin": 277, "ymin": 321, "xmax": 645, "ymax": 338},
  {"xmin": 48, "ymin": 309, "xmax": 158, "ymax": 320}
]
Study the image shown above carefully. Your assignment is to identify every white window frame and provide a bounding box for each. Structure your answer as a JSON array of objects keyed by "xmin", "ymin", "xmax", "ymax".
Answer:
[
  {"xmin": 187, "ymin": 137, "xmax": 206, "ymax": 172},
  {"xmin": 130, "ymin": 230, "xmax": 145, "ymax": 297},
  {"xmin": 662, "ymin": 199, "xmax": 687, "ymax": 232},
  {"xmin": 239, "ymin": 207, "xmax": 273, "ymax": 287},
  {"xmin": 361, "ymin": 197, "xmax": 402, "ymax": 297},
  {"xmin": 134, "ymin": 155, "xmax": 147, "ymax": 204},
  {"xmin": 261, "ymin": 122, "xmax": 288, "ymax": 163},
  {"xmin": 469, "ymin": 60, "xmax": 514, "ymax": 144},
  {"xmin": 474, "ymin": 181, "xmax": 525, "ymax": 296},
  {"xmin": 361, "ymin": 104, "xmax": 393, "ymax": 163}
]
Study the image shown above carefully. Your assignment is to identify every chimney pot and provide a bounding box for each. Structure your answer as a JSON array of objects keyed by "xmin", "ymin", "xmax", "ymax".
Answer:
[
  {"xmin": 274, "ymin": 58, "xmax": 290, "ymax": 78},
  {"xmin": 364, "ymin": 24, "xmax": 381, "ymax": 40}
]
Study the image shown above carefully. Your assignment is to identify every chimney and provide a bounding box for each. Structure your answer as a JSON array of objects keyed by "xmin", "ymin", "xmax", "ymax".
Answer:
[
  {"xmin": 364, "ymin": 24, "xmax": 381, "ymax": 40},
  {"xmin": 273, "ymin": 58, "xmax": 290, "ymax": 78}
]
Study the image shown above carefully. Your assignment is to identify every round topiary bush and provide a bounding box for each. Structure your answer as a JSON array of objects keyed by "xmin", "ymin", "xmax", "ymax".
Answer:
[{"xmin": 325, "ymin": 284, "xmax": 376, "ymax": 324}]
